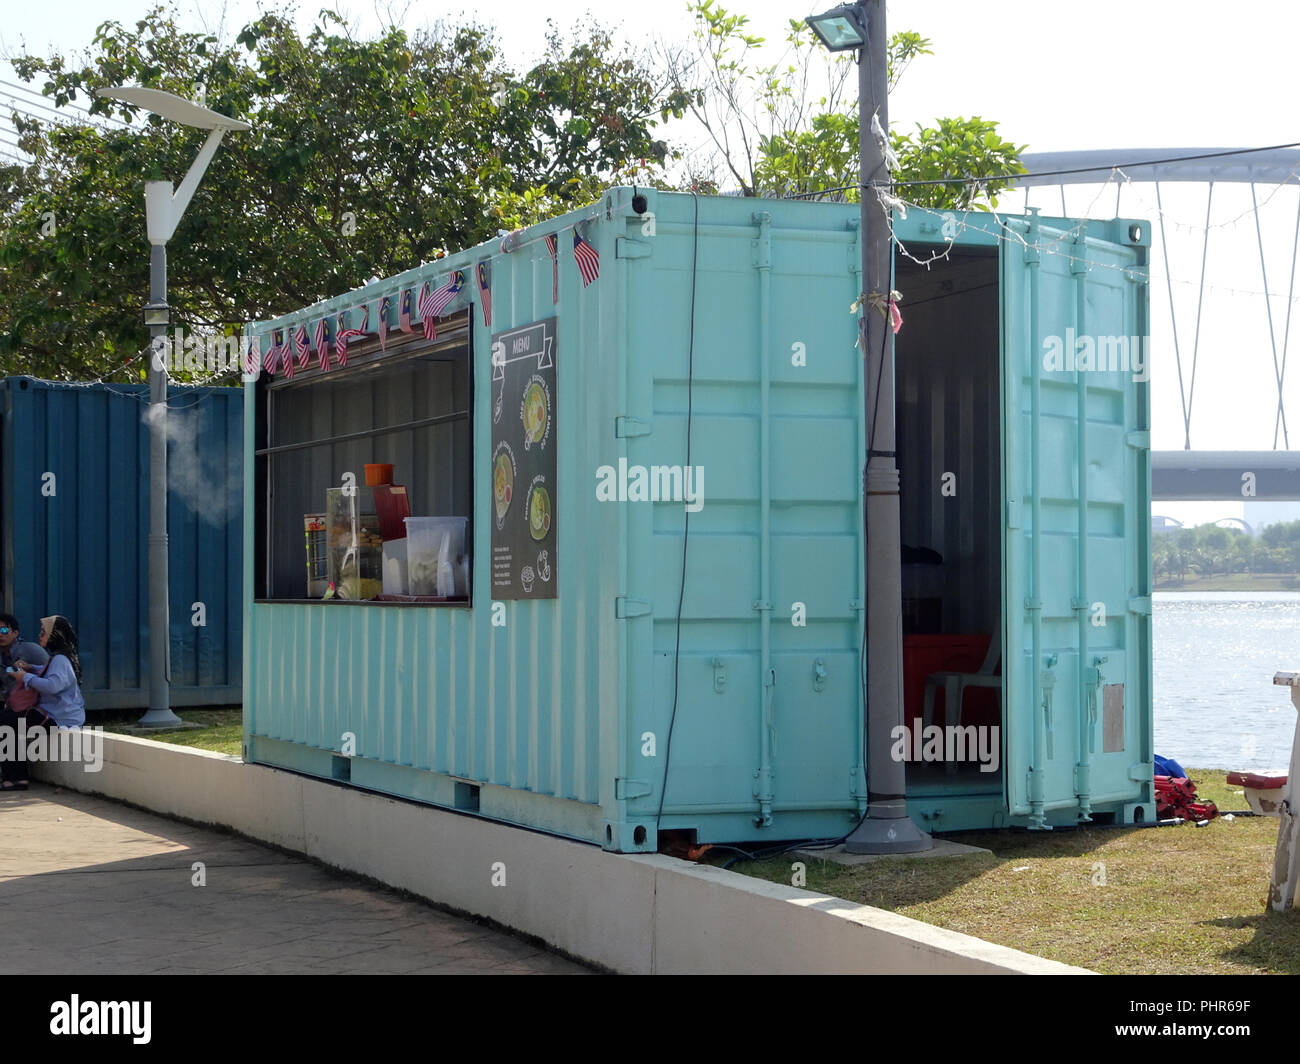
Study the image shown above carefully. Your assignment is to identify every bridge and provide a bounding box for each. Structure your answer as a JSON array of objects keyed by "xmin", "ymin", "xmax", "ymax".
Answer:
[
  {"xmin": 1017, "ymin": 149, "xmax": 1300, "ymax": 503},
  {"xmin": 1152, "ymin": 451, "xmax": 1300, "ymax": 501}
]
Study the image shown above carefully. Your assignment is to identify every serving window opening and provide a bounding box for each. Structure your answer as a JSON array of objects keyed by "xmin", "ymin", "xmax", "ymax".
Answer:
[
  {"xmin": 254, "ymin": 311, "xmax": 473, "ymax": 605},
  {"xmin": 895, "ymin": 246, "xmax": 1003, "ymax": 793}
]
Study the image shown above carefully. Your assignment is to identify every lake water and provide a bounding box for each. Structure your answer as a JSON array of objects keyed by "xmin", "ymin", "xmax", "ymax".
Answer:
[{"xmin": 1155, "ymin": 592, "xmax": 1300, "ymax": 771}]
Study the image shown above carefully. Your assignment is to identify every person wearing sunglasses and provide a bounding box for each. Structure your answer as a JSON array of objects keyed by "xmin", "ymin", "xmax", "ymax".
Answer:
[{"xmin": 0, "ymin": 613, "xmax": 49, "ymax": 703}]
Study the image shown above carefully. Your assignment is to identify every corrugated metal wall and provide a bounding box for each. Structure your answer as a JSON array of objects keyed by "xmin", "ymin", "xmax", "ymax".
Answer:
[{"xmin": 0, "ymin": 377, "xmax": 243, "ymax": 708}]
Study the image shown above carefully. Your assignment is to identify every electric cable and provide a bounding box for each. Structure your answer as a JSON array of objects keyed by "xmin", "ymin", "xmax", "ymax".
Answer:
[
  {"xmin": 654, "ymin": 187, "xmax": 701, "ymax": 842},
  {"xmin": 788, "ymin": 141, "xmax": 1300, "ymax": 201}
]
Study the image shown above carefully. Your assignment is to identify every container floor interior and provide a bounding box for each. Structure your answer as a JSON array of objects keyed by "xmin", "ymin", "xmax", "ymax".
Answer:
[{"xmin": 895, "ymin": 245, "xmax": 1003, "ymax": 798}]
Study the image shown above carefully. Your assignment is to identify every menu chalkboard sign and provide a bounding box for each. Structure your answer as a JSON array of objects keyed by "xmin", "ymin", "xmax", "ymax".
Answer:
[{"xmin": 490, "ymin": 317, "xmax": 557, "ymax": 600}]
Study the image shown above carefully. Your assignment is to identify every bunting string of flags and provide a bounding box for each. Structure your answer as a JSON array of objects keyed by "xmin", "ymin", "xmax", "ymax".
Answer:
[
  {"xmin": 573, "ymin": 226, "xmax": 600, "ymax": 287},
  {"xmin": 544, "ymin": 232, "xmax": 559, "ymax": 304},
  {"xmin": 282, "ymin": 328, "xmax": 299, "ymax": 377},
  {"xmin": 399, "ymin": 288, "xmax": 416, "ymax": 333},
  {"xmin": 265, "ymin": 328, "xmax": 281, "ymax": 374},
  {"xmin": 253, "ymin": 221, "xmax": 600, "ymax": 381},
  {"xmin": 476, "ymin": 261, "xmax": 492, "ymax": 326},
  {"xmin": 313, "ymin": 318, "xmax": 330, "ymax": 371},
  {"xmin": 378, "ymin": 295, "xmax": 392, "ymax": 351},
  {"xmin": 294, "ymin": 325, "xmax": 311, "ymax": 372},
  {"xmin": 419, "ymin": 270, "xmax": 465, "ymax": 341},
  {"xmin": 335, "ymin": 305, "xmax": 367, "ymax": 366}
]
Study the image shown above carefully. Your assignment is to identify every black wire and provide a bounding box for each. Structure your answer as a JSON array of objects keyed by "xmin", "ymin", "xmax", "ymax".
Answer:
[
  {"xmin": 654, "ymin": 189, "xmax": 701, "ymax": 839},
  {"xmin": 787, "ymin": 141, "xmax": 1300, "ymax": 200}
]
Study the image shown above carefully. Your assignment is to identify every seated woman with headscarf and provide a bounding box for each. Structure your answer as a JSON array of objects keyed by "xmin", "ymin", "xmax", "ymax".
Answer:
[{"xmin": 2, "ymin": 615, "xmax": 85, "ymax": 790}]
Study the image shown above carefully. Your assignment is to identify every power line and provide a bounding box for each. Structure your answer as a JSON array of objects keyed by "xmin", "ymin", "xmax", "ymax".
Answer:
[
  {"xmin": 0, "ymin": 79, "xmax": 130, "ymax": 126},
  {"xmin": 790, "ymin": 141, "xmax": 1300, "ymax": 199}
]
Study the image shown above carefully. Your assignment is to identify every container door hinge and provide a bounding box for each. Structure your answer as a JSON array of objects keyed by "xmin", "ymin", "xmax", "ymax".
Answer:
[
  {"xmin": 1128, "ymin": 761, "xmax": 1153, "ymax": 783},
  {"xmin": 615, "ymin": 596, "xmax": 652, "ymax": 619},
  {"xmin": 1006, "ymin": 498, "xmax": 1021, "ymax": 529},
  {"xmin": 616, "ymin": 237, "xmax": 652, "ymax": 260},
  {"xmin": 1125, "ymin": 266, "xmax": 1149, "ymax": 284},
  {"xmin": 1127, "ymin": 596, "xmax": 1152, "ymax": 615},
  {"xmin": 711, "ymin": 655, "xmax": 727, "ymax": 693},
  {"xmin": 849, "ymin": 598, "xmax": 864, "ymax": 612},
  {"xmin": 615, "ymin": 416, "xmax": 652, "ymax": 438},
  {"xmin": 1126, "ymin": 430, "xmax": 1151, "ymax": 449},
  {"xmin": 615, "ymin": 777, "xmax": 652, "ymax": 800}
]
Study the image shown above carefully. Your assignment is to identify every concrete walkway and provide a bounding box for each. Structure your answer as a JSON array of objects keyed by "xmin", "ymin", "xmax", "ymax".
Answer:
[{"xmin": 0, "ymin": 784, "xmax": 590, "ymax": 974}]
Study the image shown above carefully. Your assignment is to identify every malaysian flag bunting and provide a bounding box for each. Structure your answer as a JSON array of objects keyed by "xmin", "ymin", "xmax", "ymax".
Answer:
[
  {"xmin": 544, "ymin": 232, "xmax": 559, "ymax": 304},
  {"xmin": 335, "ymin": 308, "xmax": 366, "ymax": 366},
  {"xmin": 476, "ymin": 261, "xmax": 492, "ymax": 326},
  {"xmin": 265, "ymin": 329, "xmax": 282, "ymax": 375},
  {"xmin": 294, "ymin": 325, "xmax": 311, "ymax": 371},
  {"xmin": 419, "ymin": 271, "xmax": 465, "ymax": 340},
  {"xmin": 399, "ymin": 288, "xmax": 416, "ymax": 333},
  {"xmin": 245, "ymin": 334, "xmax": 261, "ymax": 378},
  {"xmin": 573, "ymin": 227, "xmax": 600, "ymax": 287},
  {"xmin": 313, "ymin": 317, "xmax": 330, "ymax": 371},
  {"xmin": 280, "ymin": 326, "xmax": 297, "ymax": 376},
  {"xmin": 378, "ymin": 295, "xmax": 391, "ymax": 351}
]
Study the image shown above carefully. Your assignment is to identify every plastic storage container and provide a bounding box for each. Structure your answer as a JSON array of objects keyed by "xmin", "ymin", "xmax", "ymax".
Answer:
[{"xmin": 404, "ymin": 516, "xmax": 468, "ymax": 597}]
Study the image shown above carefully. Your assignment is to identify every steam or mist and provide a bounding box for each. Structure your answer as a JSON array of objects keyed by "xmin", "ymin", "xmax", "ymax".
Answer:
[{"xmin": 141, "ymin": 397, "xmax": 240, "ymax": 526}]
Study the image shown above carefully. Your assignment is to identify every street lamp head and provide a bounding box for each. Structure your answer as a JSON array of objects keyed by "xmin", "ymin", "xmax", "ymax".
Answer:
[
  {"xmin": 142, "ymin": 300, "xmax": 170, "ymax": 327},
  {"xmin": 97, "ymin": 86, "xmax": 251, "ymax": 131},
  {"xmin": 806, "ymin": 4, "xmax": 868, "ymax": 52}
]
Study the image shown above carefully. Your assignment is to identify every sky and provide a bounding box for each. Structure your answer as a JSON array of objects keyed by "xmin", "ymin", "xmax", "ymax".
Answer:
[{"xmin": 3, "ymin": 0, "xmax": 1299, "ymax": 526}]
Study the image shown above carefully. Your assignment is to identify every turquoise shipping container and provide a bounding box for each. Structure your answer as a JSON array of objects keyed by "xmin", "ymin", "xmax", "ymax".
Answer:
[{"xmin": 242, "ymin": 189, "xmax": 1154, "ymax": 851}]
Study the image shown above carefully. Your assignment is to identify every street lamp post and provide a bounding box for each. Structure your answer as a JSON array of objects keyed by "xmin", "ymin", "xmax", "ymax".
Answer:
[
  {"xmin": 97, "ymin": 87, "xmax": 250, "ymax": 728},
  {"xmin": 807, "ymin": 2, "xmax": 932, "ymax": 853}
]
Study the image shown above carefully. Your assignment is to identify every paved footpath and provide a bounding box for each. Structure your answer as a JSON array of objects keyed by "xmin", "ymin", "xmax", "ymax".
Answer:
[{"xmin": 0, "ymin": 784, "xmax": 591, "ymax": 974}]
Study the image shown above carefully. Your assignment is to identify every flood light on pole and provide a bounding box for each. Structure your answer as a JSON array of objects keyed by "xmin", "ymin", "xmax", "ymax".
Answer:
[{"xmin": 805, "ymin": 4, "xmax": 868, "ymax": 52}]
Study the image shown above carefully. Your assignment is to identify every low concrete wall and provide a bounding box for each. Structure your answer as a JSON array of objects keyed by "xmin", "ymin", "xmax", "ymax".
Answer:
[{"xmin": 34, "ymin": 734, "xmax": 1087, "ymax": 974}]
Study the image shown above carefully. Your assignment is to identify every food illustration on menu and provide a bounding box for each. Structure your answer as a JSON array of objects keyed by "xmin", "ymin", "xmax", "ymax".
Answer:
[{"xmin": 489, "ymin": 318, "xmax": 557, "ymax": 599}]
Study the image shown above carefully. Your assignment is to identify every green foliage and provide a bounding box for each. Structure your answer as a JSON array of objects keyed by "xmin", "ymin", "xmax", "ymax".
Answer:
[
  {"xmin": 0, "ymin": 6, "xmax": 675, "ymax": 381},
  {"xmin": 891, "ymin": 117, "xmax": 1027, "ymax": 210},
  {"xmin": 670, "ymin": 1, "xmax": 1024, "ymax": 208},
  {"xmin": 1152, "ymin": 519, "xmax": 1300, "ymax": 584}
]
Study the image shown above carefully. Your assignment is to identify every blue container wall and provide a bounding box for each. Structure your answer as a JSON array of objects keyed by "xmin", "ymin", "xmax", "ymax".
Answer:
[{"xmin": 0, "ymin": 377, "xmax": 243, "ymax": 709}]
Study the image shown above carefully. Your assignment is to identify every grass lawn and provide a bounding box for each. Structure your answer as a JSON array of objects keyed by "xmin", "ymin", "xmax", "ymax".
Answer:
[
  {"xmin": 95, "ymin": 707, "xmax": 242, "ymax": 756},
  {"xmin": 720, "ymin": 769, "xmax": 1300, "ymax": 975}
]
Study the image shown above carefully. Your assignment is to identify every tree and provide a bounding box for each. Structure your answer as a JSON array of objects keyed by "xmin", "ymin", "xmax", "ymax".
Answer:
[
  {"xmin": 663, "ymin": 2, "xmax": 1025, "ymax": 208},
  {"xmin": 1, "ymin": 6, "xmax": 680, "ymax": 381}
]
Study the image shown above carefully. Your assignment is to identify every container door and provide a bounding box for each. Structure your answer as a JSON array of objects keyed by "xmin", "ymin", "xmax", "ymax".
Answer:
[{"xmin": 1001, "ymin": 217, "xmax": 1152, "ymax": 822}]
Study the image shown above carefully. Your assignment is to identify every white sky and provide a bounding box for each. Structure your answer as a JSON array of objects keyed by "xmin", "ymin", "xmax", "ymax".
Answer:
[{"xmin": 4, "ymin": 0, "xmax": 1299, "ymax": 526}]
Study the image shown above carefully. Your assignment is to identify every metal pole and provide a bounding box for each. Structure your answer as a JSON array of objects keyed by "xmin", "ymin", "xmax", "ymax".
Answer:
[
  {"xmin": 139, "ymin": 239, "xmax": 181, "ymax": 727},
  {"xmin": 845, "ymin": 0, "xmax": 931, "ymax": 853}
]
